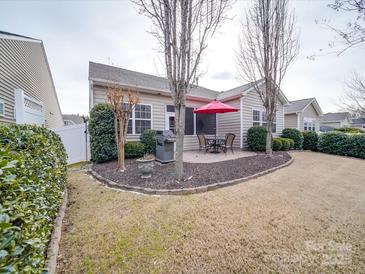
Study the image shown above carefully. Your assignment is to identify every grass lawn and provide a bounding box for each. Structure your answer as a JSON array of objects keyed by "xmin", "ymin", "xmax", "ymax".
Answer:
[{"xmin": 57, "ymin": 152, "xmax": 365, "ymax": 273}]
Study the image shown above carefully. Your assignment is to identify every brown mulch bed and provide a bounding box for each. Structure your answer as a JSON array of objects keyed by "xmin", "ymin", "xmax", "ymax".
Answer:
[{"xmin": 91, "ymin": 152, "xmax": 291, "ymax": 190}]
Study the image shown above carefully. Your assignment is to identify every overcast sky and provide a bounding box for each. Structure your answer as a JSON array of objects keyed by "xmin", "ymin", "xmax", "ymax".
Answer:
[{"xmin": 1, "ymin": 0, "xmax": 364, "ymax": 115}]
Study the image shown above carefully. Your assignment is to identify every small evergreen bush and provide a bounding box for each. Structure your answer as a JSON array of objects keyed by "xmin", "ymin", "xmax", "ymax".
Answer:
[
  {"xmin": 140, "ymin": 129, "xmax": 156, "ymax": 155},
  {"xmin": 282, "ymin": 128, "xmax": 303, "ymax": 149},
  {"xmin": 89, "ymin": 103, "xmax": 117, "ymax": 162},
  {"xmin": 272, "ymin": 137, "xmax": 282, "ymax": 151},
  {"xmin": 247, "ymin": 126, "xmax": 268, "ymax": 151},
  {"xmin": 335, "ymin": 127, "xmax": 364, "ymax": 134},
  {"xmin": 279, "ymin": 137, "xmax": 291, "ymax": 150},
  {"xmin": 302, "ymin": 131, "xmax": 319, "ymax": 151},
  {"xmin": 125, "ymin": 142, "xmax": 145, "ymax": 158}
]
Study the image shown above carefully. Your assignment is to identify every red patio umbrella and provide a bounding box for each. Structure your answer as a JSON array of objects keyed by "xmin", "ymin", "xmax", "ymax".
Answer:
[
  {"xmin": 193, "ymin": 100, "xmax": 239, "ymax": 151},
  {"xmin": 193, "ymin": 99, "xmax": 239, "ymax": 114}
]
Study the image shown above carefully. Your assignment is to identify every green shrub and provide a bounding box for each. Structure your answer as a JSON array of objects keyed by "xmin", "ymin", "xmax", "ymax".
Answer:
[
  {"xmin": 279, "ymin": 137, "xmax": 291, "ymax": 150},
  {"xmin": 347, "ymin": 134, "xmax": 365, "ymax": 159},
  {"xmin": 335, "ymin": 127, "xmax": 364, "ymax": 134},
  {"xmin": 281, "ymin": 128, "xmax": 303, "ymax": 149},
  {"xmin": 272, "ymin": 137, "xmax": 282, "ymax": 151},
  {"xmin": 125, "ymin": 142, "xmax": 145, "ymax": 158},
  {"xmin": 247, "ymin": 126, "xmax": 268, "ymax": 151},
  {"xmin": 317, "ymin": 132, "xmax": 365, "ymax": 159},
  {"xmin": 318, "ymin": 131, "xmax": 349, "ymax": 156},
  {"xmin": 287, "ymin": 138, "xmax": 295, "ymax": 150},
  {"xmin": 302, "ymin": 131, "xmax": 319, "ymax": 151},
  {"xmin": 89, "ymin": 103, "xmax": 117, "ymax": 163},
  {"xmin": 140, "ymin": 129, "xmax": 156, "ymax": 155},
  {"xmin": 0, "ymin": 124, "xmax": 67, "ymax": 272}
]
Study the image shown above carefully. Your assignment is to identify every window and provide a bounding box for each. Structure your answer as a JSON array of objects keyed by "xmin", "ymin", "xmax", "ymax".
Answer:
[
  {"xmin": 0, "ymin": 101, "xmax": 4, "ymax": 117},
  {"xmin": 196, "ymin": 113, "xmax": 216, "ymax": 135},
  {"xmin": 185, "ymin": 107, "xmax": 195, "ymax": 135},
  {"xmin": 125, "ymin": 104, "xmax": 152, "ymax": 134},
  {"xmin": 252, "ymin": 110, "xmax": 260, "ymax": 126},
  {"xmin": 252, "ymin": 109, "xmax": 276, "ymax": 133},
  {"xmin": 166, "ymin": 105, "xmax": 216, "ymax": 135},
  {"xmin": 304, "ymin": 118, "xmax": 316, "ymax": 131}
]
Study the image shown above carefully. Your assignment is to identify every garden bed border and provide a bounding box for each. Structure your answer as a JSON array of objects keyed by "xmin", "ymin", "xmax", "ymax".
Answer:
[
  {"xmin": 88, "ymin": 153, "xmax": 294, "ymax": 195},
  {"xmin": 45, "ymin": 189, "xmax": 68, "ymax": 274}
]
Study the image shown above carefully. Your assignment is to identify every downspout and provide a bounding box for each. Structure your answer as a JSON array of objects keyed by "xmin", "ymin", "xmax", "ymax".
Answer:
[{"xmin": 240, "ymin": 96, "xmax": 243, "ymax": 149}]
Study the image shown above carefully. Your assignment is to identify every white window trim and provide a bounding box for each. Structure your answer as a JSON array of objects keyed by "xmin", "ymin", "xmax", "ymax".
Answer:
[
  {"xmin": 0, "ymin": 100, "xmax": 5, "ymax": 117},
  {"xmin": 304, "ymin": 117, "xmax": 316, "ymax": 131},
  {"xmin": 252, "ymin": 108, "xmax": 277, "ymax": 128},
  {"xmin": 127, "ymin": 103, "xmax": 153, "ymax": 135}
]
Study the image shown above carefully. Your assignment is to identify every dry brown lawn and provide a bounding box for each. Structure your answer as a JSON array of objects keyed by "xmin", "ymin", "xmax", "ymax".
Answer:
[{"xmin": 57, "ymin": 152, "xmax": 365, "ymax": 273}]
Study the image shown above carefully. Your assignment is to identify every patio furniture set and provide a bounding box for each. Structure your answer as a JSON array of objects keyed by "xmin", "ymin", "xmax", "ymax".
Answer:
[{"xmin": 197, "ymin": 133, "xmax": 236, "ymax": 154}]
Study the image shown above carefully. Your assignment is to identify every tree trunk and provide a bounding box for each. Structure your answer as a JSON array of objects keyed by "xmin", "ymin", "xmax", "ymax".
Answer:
[
  {"xmin": 174, "ymin": 103, "xmax": 185, "ymax": 181},
  {"xmin": 266, "ymin": 121, "xmax": 273, "ymax": 156},
  {"xmin": 117, "ymin": 119, "xmax": 126, "ymax": 172},
  {"xmin": 114, "ymin": 116, "xmax": 119, "ymax": 154}
]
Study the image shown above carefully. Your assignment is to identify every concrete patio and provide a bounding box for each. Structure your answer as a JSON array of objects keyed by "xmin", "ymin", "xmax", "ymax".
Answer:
[{"xmin": 183, "ymin": 149, "xmax": 256, "ymax": 163}]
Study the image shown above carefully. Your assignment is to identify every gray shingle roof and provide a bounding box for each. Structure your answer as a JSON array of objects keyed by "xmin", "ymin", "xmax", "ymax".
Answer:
[
  {"xmin": 320, "ymin": 112, "xmax": 350, "ymax": 122},
  {"xmin": 62, "ymin": 114, "xmax": 84, "ymax": 125},
  {"xmin": 89, "ymin": 62, "xmax": 219, "ymax": 99},
  {"xmin": 351, "ymin": 118, "xmax": 365, "ymax": 125},
  {"xmin": 0, "ymin": 30, "xmax": 39, "ymax": 41},
  {"xmin": 284, "ymin": 98, "xmax": 314, "ymax": 113}
]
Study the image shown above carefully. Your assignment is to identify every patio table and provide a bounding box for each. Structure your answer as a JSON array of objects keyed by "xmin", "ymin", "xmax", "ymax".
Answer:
[{"xmin": 206, "ymin": 136, "xmax": 225, "ymax": 153}]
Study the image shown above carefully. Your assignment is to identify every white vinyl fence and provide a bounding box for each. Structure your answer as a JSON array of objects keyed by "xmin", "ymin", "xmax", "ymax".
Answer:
[{"xmin": 52, "ymin": 123, "xmax": 90, "ymax": 164}]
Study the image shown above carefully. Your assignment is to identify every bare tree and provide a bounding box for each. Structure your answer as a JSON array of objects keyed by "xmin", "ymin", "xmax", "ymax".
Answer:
[
  {"xmin": 134, "ymin": 0, "xmax": 231, "ymax": 180},
  {"xmin": 341, "ymin": 72, "xmax": 365, "ymax": 117},
  {"xmin": 237, "ymin": 0, "xmax": 299, "ymax": 155},
  {"xmin": 327, "ymin": 0, "xmax": 365, "ymax": 54},
  {"xmin": 107, "ymin": 87, "xmax": 139, "ymax": 171}
]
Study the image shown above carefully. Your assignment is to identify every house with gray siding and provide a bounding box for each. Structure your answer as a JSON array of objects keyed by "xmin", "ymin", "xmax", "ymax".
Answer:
[
  {"xmin": 89, "ymin": 62, "xmax": 290, "ymax": 150},
  {"xmin": 320, "ymin": 112, "xmax": 352, "ymax": 130},
  {"xmin": 284, "ymin": 98, "xmax": 323, "ymax": 132},
  {"xmin": 0, "ymin": 31, "xmax": 63, "ymax": 128}
]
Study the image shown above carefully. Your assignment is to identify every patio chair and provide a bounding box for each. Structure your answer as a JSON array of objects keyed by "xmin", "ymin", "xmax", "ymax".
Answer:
[
  {"xmin": 197, "ymin": 134, "xmax": 212, "ymax": 152},
  {"xmin": 221, "ymin": 133, "xmax": 236, "ymax": 154}
]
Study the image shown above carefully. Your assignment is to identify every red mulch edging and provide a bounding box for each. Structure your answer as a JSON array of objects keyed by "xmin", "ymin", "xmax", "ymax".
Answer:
[{"xmin": 89, "ymin": 152, "xmax": 293, "ymax": 195}]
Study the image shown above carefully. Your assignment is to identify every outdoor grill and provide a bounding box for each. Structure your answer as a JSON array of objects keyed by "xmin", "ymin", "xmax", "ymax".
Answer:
[{"xmin": 156, "ymin": 130, "xmax": 176, "ymax": 163}]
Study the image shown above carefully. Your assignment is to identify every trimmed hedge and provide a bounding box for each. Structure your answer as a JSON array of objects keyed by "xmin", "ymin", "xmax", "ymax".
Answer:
[
  {"xmin": 302, "ymin": 131, "xmax": 319, "ymax": 151},
  {"xmin": 140, "ymin": 129, "xmax": 156, "ymax": 155},
  {"xmin": 335, "ymin": 127, "xmax": 364, "ymax": 134},
  {"xmin": 247, "ymin": 126, "xmax": 268, "ymax": 151},
  {"xmin": 0, "ymin": 124, "xmax": 67, "ymax": 272},
  {"xmin": 125, "ymin": 142, "xmax": 145, "ymax": 158},
  {"xmin": 272, "ymin": 137, "xmax": 282, "ymax": 151},
  {"xmin": 282, "ymin": 128, "xmax": 303, "ymax": 149},
  {"xmin": 279, "ymin": 137, "xmax": 291, "ymax": 151},
  {"xmin": 318, "ymin": 132, "xmax": 365, "ymax": 159},
  {"xmin": 89, "ymin": 103, "xmax": 117, "ymax": 163},
  {"xmin": 287, "ymin": 138, "xmax": 295, "ymax": 150}
]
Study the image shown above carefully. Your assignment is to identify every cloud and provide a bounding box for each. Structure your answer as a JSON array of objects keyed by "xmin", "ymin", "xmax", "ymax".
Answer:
[{"xmin": 0, "ymin": 0, "xmax": 364, "ymax": 115}]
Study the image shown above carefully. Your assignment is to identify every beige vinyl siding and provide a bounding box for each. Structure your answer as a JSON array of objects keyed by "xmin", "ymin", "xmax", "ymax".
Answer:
[
  {"xmin": 241, "ymin": 90, "xmax": 284, "ymax": 148},
  {"xmin": 284, "ymin": 113, "xmax": 298, "ymax": 129},
  {"xmin": 301, "ymin": 103, "xmax": 320, "ymax": 132},
  {"xmin": 216, "ymin": 98, "xmax": 241, "ymax": 148},
  {"xmin": 0, "ymin": 37, "xmax": 63, "ymax": 127},
  {"xmin": 93, "ymin": 86, "xmax": 209, "ymax": 150}
]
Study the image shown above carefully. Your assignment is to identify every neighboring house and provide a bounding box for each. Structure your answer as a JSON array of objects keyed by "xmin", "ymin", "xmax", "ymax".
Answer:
[
  {"xmin": 320, "ymin": 112, "xmax": 352, "ymax": 130},
  {"xmin": 89, "ymin": 62, "xmax": 290, "ymax": 150},
  {"xmin": 0, "ymin": 31, "xmax": 63, "ymax": 128},
  {"xmin": 284, "ymin": 98, "xmax": 323, "ymax": 132},
  {"xmin": 350, "ymin": 118, "xmax": 365, "ymax": 130},
  {"xmin": 63, "ymin": 114, "xmax": 84, "ymax": 126}
]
